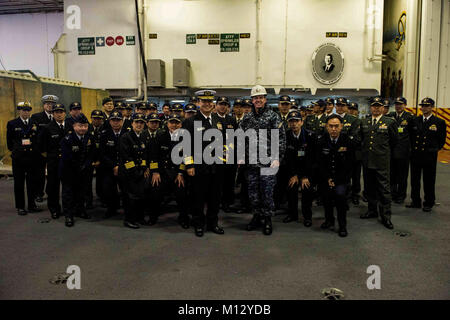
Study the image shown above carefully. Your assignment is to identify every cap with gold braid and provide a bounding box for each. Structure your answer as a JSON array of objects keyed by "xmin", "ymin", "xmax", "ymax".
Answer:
[{"xmin": 195, "ymin": 90, "xmax": 216, "ymax": 100}]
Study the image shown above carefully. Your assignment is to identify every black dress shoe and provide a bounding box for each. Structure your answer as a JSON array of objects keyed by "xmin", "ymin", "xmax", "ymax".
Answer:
[
  {"xmin": 263, "ymin": 217, "xmax": 272, "ymax": 235},
  {"xmin": 195, "ymin": 226, "xmax": 204, "ymax": 237},
  {"xmin": 283, "ymin": 215, "xmax": 297, "ymax": 223},
  {"xmin": 320, "ymin": 221, "xmax": 334, "ymax": 230},
  {"xmin": 17, "ymin": 209, "xmax": 27, "ymax": 216},
  {"xmin": 303, "ymin": 220, "xmax": 312, "ymax": 227},
  {"xmin": 124, "ymin": 221, "xmax": 140, "ymax": 229},
  {"xmin": 65, "ymin": 217, "xmax": 74, "ymax": 227},
  {"xmin": 382, "ymin": 219, "xmax": 394, "ymax": 229},
  {"xmin": 338, "ymin": 227, "xmax": 348, "ymax": 237},
  {"xmin": 406, "ymin": 202, "xmax": 421, "ymax": 208},
  {"xmin": 422, "ymin": 206, "xmax": 432, "ymax": 212},
  {"xmin": 51, "ymin": 212, "xmax": 60, "ymax": 219},
  {"xmin": 178, "ymin": 216, "xmax": 190, "ymax": 229},
  {"xmin": 246, "ymin": 215, "xmax": 262, "ymax": 231},
  {"xmin": 360, "ymin": 211, "xmax": 378, "ymax": 219},
  {"xmin": 35, "ymin": 196, "xmax": 44, "ymax": 203},
  {"xmin": 148, "ymin": 217, "xmax": 158, "ymax": 226},
  {"xmin": 28, "ymin": 205, "xmax": 42, "ymax": 213},
  {"xmin": 79, "ymin": 212, "xmax": 91, "ymax": 219},
  {"xmin": 207, "ymin": 225, "xmax": 224, "ymax": 234}
]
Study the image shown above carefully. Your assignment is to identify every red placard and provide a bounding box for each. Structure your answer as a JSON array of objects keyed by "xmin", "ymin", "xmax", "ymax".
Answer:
[
  {"xmin": 106, "ymin": 36, "xmax": 114, "ymax": 46},
  {"xmin": 115, "ymin": 36, "xmax": 124, "ymax": 46}
]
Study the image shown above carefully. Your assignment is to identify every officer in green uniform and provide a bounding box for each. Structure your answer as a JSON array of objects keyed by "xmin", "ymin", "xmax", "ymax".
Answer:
[
  {"xmin": 407, "ymin": 98, "xmax": 447, "ymax": 212},
  {"xmin": 304, "ymin": 99, "xmax": 327, "ymax": 136},
  {"xmin": 387, "ymin": 97, "xmax": 415, "ymax": 203},
  {"xmin": 324, "ymin": 97, "xmax": 335, "ymax": 117},
  {"xmin": 347, "ymin": 102, "xmax": 363, "ymax": 204},
  {"xmin": 359, "ymin": 97, "xmax": 397, "ymax": 229}
]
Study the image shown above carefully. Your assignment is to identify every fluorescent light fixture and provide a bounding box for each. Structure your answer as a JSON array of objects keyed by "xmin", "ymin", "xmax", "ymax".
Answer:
[
  {"xmin": 125, "ymin": 99, "xmax": 136, "ymax": 102},
  {"xmin": 171, "ymin": 100, "xmax": 186, "ymax": 103}
]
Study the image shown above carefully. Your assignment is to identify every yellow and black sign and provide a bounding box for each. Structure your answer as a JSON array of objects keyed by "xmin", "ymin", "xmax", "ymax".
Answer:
[
  {"xmin": 339, "ymin": 32, "xmax": 347, "ymax": 38},
  {"xmin": 208, "ymin": 39, "xmax": 219, "ymax": 45},
  {"xmin": 197, "ymin": 34, "xmax": 208, "ymax": 39},
  {"xmin": 326, "ymin": 32, "xmax": 338, "ymax": 37},
  {"xmin": 208, "ymin": 34, "xmax": 219, "ymax": 39},
  {"xmin": 240, "ymin": 33, "xmax": 251, "ymax": 38},
  {"xmin": 149, "ymin": 33, "xmax": 157, "ymax": 39}
]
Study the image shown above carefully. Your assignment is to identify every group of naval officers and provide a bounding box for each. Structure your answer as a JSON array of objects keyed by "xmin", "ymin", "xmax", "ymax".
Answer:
[{"xmin": 6, "ymin": 85, "xmax": 447, "ymax": 238}]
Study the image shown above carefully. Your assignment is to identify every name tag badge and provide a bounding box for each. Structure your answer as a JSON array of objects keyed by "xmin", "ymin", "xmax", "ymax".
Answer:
[
  {"xmin": 322, "ymin": 148, "xmax": 330, "ymax": 155},
  {"xmin": 298, "ymin": 150, "xmax": 305, "ymax": 157},
  {"xmin": 107, "ymin": 141, "xmax": 115, "ymax": 146},
  {"xmin": 72, "ymin": 146, "xmax": 79, "ymax": 152},
  {"xmin": 398, "ymin": 127, "xmax": 404, "ymax": 133},
  {"xmin": 15, "ymin": 127, "xmax": 22, "ymax": 131},
  {"xmin": 22, "ymin": 139, "xmax": 31, "ymax": 146},
  {"xmin": 51, "ymin": 134, "xmax": 59, "ymax": 138}
]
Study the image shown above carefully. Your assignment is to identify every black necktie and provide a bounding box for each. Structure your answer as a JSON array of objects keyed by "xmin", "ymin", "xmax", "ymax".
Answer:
[
  {"xmin": 60, "ymin": 124, "xmax": 64, "ymax": 131},
  {"xmin": 372, "ymin": 118, "xmax": 377, "ymax": 126},
  {"xmin": 24, "ymin": 120, "xmax": 28, "ymax": 126}
]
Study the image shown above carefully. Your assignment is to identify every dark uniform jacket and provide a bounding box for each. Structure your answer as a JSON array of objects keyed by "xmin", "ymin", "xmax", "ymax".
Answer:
[
  {"xmin": 285, "ymin": 128, "xmax": 316, "ymax": 180},
  {"xmin": 316, "ymin": 133, "xmax": 354, "ymax": 185},
  {"xmin": 118, "ymin": 130, "xmax": 149, "ymax": 180},
  {"xmin": 410, "ymin": 115, "xmax": 446, "ymax": 154},
  {"xmin": 304, "ymin": 114, "xmax": 327, "ymax": 137},
  {"xmin": 182, "ymin": 112, "xmax": 225, "ymax": 174},
  {"xmin": 213, "ymin": 113, "xmax": 237, "ymax": 164},
  {"xmin": 6, "ymin": 117, "xmax": 40, "ymax": 161},
  {"xmin": 99, "ymin": 127, "xmax": 127, "ymax": 173},
  {"xmin": 360, "ymin": 115, "xmax": 398, "ymax": 170},
  {"xmin": 387, "ymin": 111, "xmax": 415, "ymax": 159},
  {"xmin": 59, "ymin": 131, "xmax": 95, "ymax": 178},
  {"xmin": 38, "ymin": 120, "xmax": 72, "ymax": 161},
  {"xmin": 151, "ymin": 128, "xmax": 186, "ymax": 174},
  {"xmin": 278, "ymin": 113, "xmax": 290, "ymax": 131},
  {"xmin": 88, "ymin": 124, "xmax": 106, "ymax": 162},
  {"xmin": 30, "ymin": 111, "xmax": 52, "ymax": 132}
]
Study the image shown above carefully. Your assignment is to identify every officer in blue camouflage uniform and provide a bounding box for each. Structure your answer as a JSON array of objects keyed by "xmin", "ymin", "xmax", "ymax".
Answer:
[
  {"xmin": 240, "ymin": 85, "xmax": 286, "ymax": 235},
  {"xmin": 60, "ymin": 114, "xmax": 95, "ymax": 227},
  {"xmin": 7, "ymin": 102, "xmax": 42, "ymax": 215}
]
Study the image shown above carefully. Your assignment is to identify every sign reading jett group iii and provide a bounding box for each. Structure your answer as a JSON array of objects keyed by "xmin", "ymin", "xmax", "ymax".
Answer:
[
  {"xmin": 220, "ymin": 33, "xmax": 239, "ymax": 52},
  {"xmin": 78, "ymin": 37, "xmax": 95, "ymax": 55}
]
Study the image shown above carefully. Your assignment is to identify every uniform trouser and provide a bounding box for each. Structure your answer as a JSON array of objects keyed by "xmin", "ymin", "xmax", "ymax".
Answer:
[
  {"xmin": 247, "ymin": 167, "xmax": 276, "ymax": 218},
  {"xmin": 36, "ymin": 155, "xmax": 46, "ymax": 197},
  {"xmin": 351, "ymin": 160, "xmax": 362, "ymax": 197},
  {"xmin": 410, "ymin": 152, "xmax": 437, "ymax": 207},
  {"xmin": 121, "ymin": 170, "xmax": 146, "ymax": 223},
  {"xmin": 323, "ymin": 183, "xmax": 348, "ymax": 228},
  {"xmin": 46, "ymin": 158, "xmax": 61, "ymax": 214},
  {"xmin": 236, "ymin": 166, "xmax": 250, "ymax": 207},
  {"xmin": 62, "ymin": 172, "xmax": 88, "ymax": 218},
  {"xmin": 86, "ymin": 166, "xmax": 104, "ymax": 205},
  {"xmin": 191, "ymin": 167, "xmax": 224, "ymax": 228},
  {"xmin": 364, "ymin": 166, "xmax": 392, "ymax": 218},
  {"xmin": 102, "ymin": 171, "xmax": 126, "ymax": 214},
  {"xmin": 273, "ymin": 165, "xmax": 289, "ymax": 207},
  {"xmin": 151, "ymin": 169, "xmax": 188, "ymax": 220},
  {"xmin": 222, "ymin": 164, "xmax": 237, "ymax": 207},
  {"xmin": 12, "ymin": 158, "xmax": 37, "ymax": 209},
  {"xmin": 390, "ymin": 157, "xmax": 409, "ymax": 201},
  {"xmin": 286, "ymin": 180, "xmax": 314, "ymax": 220}
]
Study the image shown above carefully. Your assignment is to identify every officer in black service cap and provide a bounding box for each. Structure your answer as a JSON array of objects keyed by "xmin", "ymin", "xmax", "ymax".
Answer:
[
  {"xmin": 65, "ymin": 102, "xmax": 83, "ymax": 129},
  {"xmin": 359, "ymin": 96, "xmax": 397, "ymax": 229},
  {"xmin": 387, "ymin": 97, "xmax": 415, "ymax": 204},
  {"xmin": 283, "ymin": 110, "xmax": 316, "ymax": 226},
  {"xmin": 119, "ymin": 113, "xmax": 150, "ymax": 229},
  {"xmin": 407, "ymin": 97, "xmax": 447, "ymax": 212},
  {"xmin": 60, "ymin": 113, "xmax": 95, "ymax": 227},
  {"xmin": 99, "ymin": 110, "xmax": 127, "ymax": 219},
  {"xmin": 38, "ymin": 103, "xmax": 71, "ymax": 219},
  {"xmin": 316, "ymin": 114, "xmax": 355, "ymax": 237},
  {"xmin": 7, "ymin": 102, "xmax": 42, "ymax": 215},
  {"xmin": 150, "ymin": 113, "xmax": 190, "ymax": 228},
  {"xmin": 184, "ymin": 103, "xmax": 197, "ymax": 120}
]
